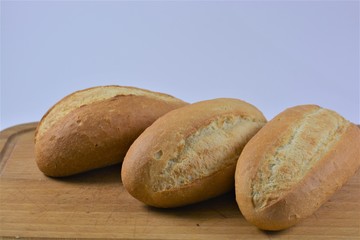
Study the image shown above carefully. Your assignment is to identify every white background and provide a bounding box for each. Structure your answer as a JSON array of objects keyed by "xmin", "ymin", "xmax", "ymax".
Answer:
[{"xmin": 1, "ymin": 1, "xmax": 359, "ymax": 130}]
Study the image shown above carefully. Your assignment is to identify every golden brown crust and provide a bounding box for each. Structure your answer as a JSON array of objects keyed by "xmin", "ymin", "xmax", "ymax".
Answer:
[
  {"xmin": 121, "ymin": 98, "xmax": 267, "ymax": 208},
  {"xmin": 35, "ymin": 86, "xmax": 187, "ymax": 177},
  {"xmin": 235, "ymin": 105, "xmax": 360, "ymax": 230},
  {"xmin": 35, "ymin": 85, "xmax": 184, "ymax": 140}
]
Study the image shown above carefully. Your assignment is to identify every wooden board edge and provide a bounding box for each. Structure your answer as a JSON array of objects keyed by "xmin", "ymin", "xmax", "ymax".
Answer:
[
  {"xmin": 0, "ymin": 122, "xmax": 38, "ymax": 139},
  {"xmin": 0, "ymin": 122, "xmax": 38, "ymax": 172}
]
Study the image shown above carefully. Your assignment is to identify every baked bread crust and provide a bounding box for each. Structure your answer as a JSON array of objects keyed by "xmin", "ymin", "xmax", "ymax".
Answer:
[
  {"xmin": 35, "ymin": 85, "xmax": 187, "ymax": 177},
  {"xmin": 235, "ymin": 105, "xmax": 360, "ymax": 230},
  {"xmin": 121, "ymin": 98, "xmax": 266, "ymax": 208}
]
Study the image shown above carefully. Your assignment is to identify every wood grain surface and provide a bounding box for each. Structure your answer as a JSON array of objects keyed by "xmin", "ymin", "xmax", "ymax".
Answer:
[{"xmin": 0, "ymin": 123, "xmax": 359, "ymax": 239}]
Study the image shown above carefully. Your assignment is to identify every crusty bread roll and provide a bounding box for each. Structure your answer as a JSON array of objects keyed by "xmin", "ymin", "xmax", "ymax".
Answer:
[
  {"xmin": 121, "ymin": 98, "xmax": 267, "ymax": 208},
  {"xmin": 35, "ymin": 85, "xmax": 188, "ymax": 177},
  {"xmin": 235, "ymin": 105, "xmax": 360, "ymax": 231}
]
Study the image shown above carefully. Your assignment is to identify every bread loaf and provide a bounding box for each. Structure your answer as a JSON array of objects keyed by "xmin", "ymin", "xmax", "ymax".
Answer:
[
  {"xmin": 35, "ymin": 85, "xmax": 188, "ymax": 177},
  {"xmin": 121, "ymin": 98, "xmax": 267, "ymax": 208},
  {"xmin": 235, "ymin": 105, "xmax": 360, "ymax": 230}
]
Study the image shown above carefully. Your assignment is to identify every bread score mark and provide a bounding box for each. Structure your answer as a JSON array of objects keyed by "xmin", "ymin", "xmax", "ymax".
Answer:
[
  {"xmin": 150, "ymin": 115, "xmax": 266, "ymax": 192},
  {"xmin": 37, "ymin": 86, "xmax": 182, "ymax": 138},
  {"xmin": 251, "ymin": 107, "xmax": 350, "ymax": 210}
]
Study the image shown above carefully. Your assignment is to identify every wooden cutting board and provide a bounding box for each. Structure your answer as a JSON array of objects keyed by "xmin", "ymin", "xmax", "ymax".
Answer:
[{"xmin": 0, "ymin": 123, "xmax": 359, "ymax": 240}]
